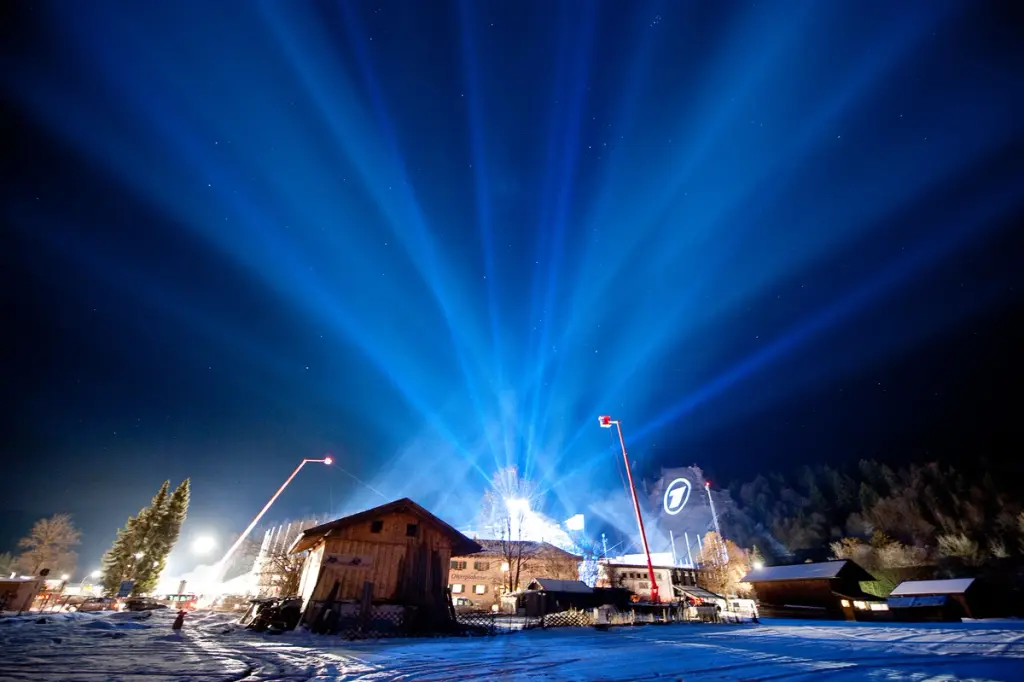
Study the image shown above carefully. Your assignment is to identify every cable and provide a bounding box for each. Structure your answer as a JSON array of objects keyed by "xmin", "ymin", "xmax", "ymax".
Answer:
[{"xmin": 329, "ymin": 464, "xmax": 390, "ymax": 501}]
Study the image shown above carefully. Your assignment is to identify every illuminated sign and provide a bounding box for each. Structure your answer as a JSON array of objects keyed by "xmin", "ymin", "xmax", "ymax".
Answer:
[{"xmin": 663, "ymin": 477, "xmax": 692, "ymax": 515}]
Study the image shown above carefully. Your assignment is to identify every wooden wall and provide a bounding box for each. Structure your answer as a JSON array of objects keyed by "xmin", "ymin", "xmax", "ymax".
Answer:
[
  {"xmin": 752, "ymin": 579, "xmax": 843, "ymax": 611},
  {"xmin": 308, "ymin": 510, "xmax": 454, "ymax": 607}
]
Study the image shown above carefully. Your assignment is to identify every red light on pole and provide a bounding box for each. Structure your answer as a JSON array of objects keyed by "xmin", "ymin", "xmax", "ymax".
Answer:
[
  {"xmin": 214, "ymin": 455, "xmax": 333, "ymax": 581},
  {"xmin": 598, "ymin": 415, "xmax": 660, "ymax": 603}
]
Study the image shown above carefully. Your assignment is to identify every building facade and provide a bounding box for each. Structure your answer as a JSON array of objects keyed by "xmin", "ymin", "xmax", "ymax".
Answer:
[
  {"xmin": 448, "ymin": 540, "xmax": 581, "ymax": 609},
  {"xmin": 596, "ymin": 561, "xmax": 699, "ymax": 602}
]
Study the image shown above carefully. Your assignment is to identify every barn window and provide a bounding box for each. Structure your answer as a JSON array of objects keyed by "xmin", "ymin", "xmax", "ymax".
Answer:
[
  {"xmin": 473, "ymin": 561, "xmax": 489, "ymax": 571},
  {"xmin": 406, "ymin": 523, "xmax": 418, "ymax": 537},
  {"xmin": 474, "ymin": 584, "xmax": 487, "ymax": 594},
  {"xmin": 451, "ymin": 584, "xmax": 464, "ymax": 594},
  {"xmin": 370, "ymin": 520, "xmax": 383, "ymax": 533},
  {"xmin": 451, "ymin": 560, "xmax": 467, "ymax": 570}
]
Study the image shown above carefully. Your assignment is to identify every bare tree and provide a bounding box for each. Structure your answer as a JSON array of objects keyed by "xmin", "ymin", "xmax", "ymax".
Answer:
[
  {"xmin": 258, "ymin": 550, "xmax": 306, "ymax": 597},
  {"xmin": 16, "ymin": 513, "xmax": 81, "ymax": 576},
  {"xmin": 937, "ymin": 533, "xmax": 984, "ymax": 566},
  {"xmin": 480, "ymin": 467, "xmax": 539, "ymax": 593}
]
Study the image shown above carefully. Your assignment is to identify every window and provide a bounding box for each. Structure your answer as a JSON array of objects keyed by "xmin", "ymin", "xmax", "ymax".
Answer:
[
  {"xmin": 406, "ymin": 523, "xmax": 418, "ymax": 537},
  {"xmin": 500, "ymin": 562, "xmax": 510, "ymax": 572},
  {"xmin": 451, "ymin": 560, "xmax": 467, "ymax": 570},
  {"xmin": 451, "ymin": 584, "xmax": 464, "ymax": 594},
  {"xmin": 370, "ymin": 520, "xmax": 383, "ymax": 533},
  {"xmin": 473, "ymin": 561, "xmax": 490, "ymax": 571},
  {"xmin": 474, "ymin": 584, "xmax": 487, "ymax": 594}
]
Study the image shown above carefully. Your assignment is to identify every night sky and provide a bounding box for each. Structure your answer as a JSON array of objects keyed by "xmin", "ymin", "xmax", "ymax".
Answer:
[{"xmin": 3, "ymin": 1, "xmax": 1023, "ymax": 577}]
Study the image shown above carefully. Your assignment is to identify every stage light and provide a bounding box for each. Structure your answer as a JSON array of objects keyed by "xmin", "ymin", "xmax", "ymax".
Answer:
[{"xmin": 192, "ymin": 536, "xmax": 217, "ymax": 555}]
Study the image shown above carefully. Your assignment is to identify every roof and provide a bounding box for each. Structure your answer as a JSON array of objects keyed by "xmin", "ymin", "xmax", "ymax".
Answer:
[
  {"xmin": 525, "ymin": 579, "xmax": 593, "ymax": 594},
  {"xmin": 740, "ymin": 560, "xmax": 875, "ymax": 584},
  {"xmin": 679, "ymin": 586, "xmax": 725, "ymax": 601},
  {"xmin": 289, "ymin": 498, "xmax": 483, "ymax": 556},
  {"xmin": 890, "ymin": 578, "xmax": 975, "ymax": 596},
  {"xmin": 467, "ymin": 539, "xmax": 582, "ymax": 561}
]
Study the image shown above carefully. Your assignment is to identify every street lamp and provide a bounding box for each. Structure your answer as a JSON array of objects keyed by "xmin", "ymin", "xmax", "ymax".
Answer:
[
  {"xmin": 598, "ymin": 415, "xmax": 660, "ymax": 603},
  {"xmin": 213, "ymin": 455, "xmax": 333, "ymax": 580}
]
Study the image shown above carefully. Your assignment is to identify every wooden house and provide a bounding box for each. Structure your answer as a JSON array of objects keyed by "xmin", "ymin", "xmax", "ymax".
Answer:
[
  {"xmin": 290, "ymin": 498, "xmax": 482, "ymax": 630},
  {"xmin": 741, "ymin": 560, "xmax": 882, "ymax": 620}
]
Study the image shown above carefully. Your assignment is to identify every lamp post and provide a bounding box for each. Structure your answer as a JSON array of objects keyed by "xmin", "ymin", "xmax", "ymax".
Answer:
[
  {"xmin": 598, "ymin": 415, "xmax": 660, "ymax": 603},
  {"xmin": 213, "ymin": 455, "xmax": 333, "ymax": 581}
]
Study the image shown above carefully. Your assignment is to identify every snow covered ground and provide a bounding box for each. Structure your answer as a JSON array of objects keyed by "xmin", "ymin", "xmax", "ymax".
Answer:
[{"xmin": 2, "ymin": 609, "xmax": 1023, "ymax": 681}]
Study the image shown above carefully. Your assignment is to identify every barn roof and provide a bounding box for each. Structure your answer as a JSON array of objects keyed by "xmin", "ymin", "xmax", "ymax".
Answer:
[
  {"xmin": 889, "ymin": 578, "xmax": 975, "ymax": 596},
  {"xmin": 526, "ymin": 578, "xmax": 593, "ymax": 594},
  {"xmin": 740, "ymin": 560, "xmax": 875, "ymax": 584},
  {"xmin": 468, "ymin": 539, "xmax": 582, "ymax": 561},
  {"xmin": 289, "ymin": 498, "xmax": 483, "ymax": 556}
]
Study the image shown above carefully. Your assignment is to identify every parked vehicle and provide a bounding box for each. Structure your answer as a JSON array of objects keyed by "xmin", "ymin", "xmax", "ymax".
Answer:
[
  {"xmin": 76, "ymin": 597, "xmax": 120, "ymax": 612},
  {"xmin": 159, "ymin": 593, "xmax": 198, "ymax": 611},
  {"xmin": 123, "ymin": 596, "xmax": 168, "ymax": 612}
]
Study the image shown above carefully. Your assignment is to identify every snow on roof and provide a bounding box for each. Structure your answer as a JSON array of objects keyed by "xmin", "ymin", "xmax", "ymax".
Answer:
[
  {"xmin": 889, "ymin": 578, "xmax": 975, "ymax": 596},
  {"xmin": 741, "ymin": 560, "xmax": 873, "ymax": 583},
  {"xmin": 526, "ymin": 579, "xmax": 593, "ymax": 594}
]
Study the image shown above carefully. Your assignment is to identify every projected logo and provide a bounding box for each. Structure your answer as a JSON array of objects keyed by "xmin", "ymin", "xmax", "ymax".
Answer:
[{"xmin": 663, "ymin": 477, "xmax": 693, "ymax": 515}]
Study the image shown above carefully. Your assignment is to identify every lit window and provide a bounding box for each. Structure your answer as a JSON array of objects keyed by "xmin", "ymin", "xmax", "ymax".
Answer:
[
  {"xmin": 853, "ymin": 601, "xmax": 868, "ymax": 610},
  {"xmin": 474, "ymin": 584, "xmax": 486, "ymax": 594},
  {"xmin": 451, "ymin": 584, "xmax": 464, "ymax": 594},
  {"xmin": 869, "ymin": 603, "xmax": 889, "ymax": 611},
  {"xmin": 500, "ymin": 562, "xmax": 510, "ymax": 572},
  {"xmin": 840, "ymin": 599, "xmax": 851, "ymax": 607}
]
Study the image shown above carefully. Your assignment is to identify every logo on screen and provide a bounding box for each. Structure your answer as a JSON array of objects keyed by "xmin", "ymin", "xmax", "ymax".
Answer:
[{"xmin": 663, "ymin": 477, "xmax": 692, "ymax": 515}]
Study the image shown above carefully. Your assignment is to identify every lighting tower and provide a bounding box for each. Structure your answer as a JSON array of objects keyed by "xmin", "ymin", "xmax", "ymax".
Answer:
[
  {"xmin": 213, "ymin": 455, "xmax": 333, "ymax": 583},
  {"xmin": 705, "ymin": 480, "xmax": 728, "ymax": 564},
  {"xmin": 598, "ymin": 415, "xmax": 659, "ymax": 603}
]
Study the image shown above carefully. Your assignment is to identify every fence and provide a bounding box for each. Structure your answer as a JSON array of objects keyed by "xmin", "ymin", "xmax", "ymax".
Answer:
[{"xmin": 298, "ymin": 598, "xmax": 755, "ymax": 640}]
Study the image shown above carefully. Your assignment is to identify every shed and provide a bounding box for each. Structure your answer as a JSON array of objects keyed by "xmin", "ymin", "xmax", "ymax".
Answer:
[
  {"xmin": 519, "ymin": 578, "xmax": 594, "ymax": 616},
  {"xmin": 888, "ymin": 578, "xmax": 982, "ymax": 621},
  {"xmin": 291, "ymin": 498, "xmax": 482, "ymax": 631},
  {"xmin": 741, "ymin": 560, "xmax": 882, "ymax": 620},
  {"xmin": 0, "ymin": 578, "xmax": 43, "ymax": 612}
]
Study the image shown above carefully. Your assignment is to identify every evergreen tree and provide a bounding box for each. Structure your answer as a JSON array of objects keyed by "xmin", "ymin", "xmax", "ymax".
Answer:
[
  {"xmin": 101, "ymin": 513, "xmax": 146, "ymax": 595},
  {"xmin": 99, "ymin": 481, "xmax": 170, "ymax": 595},
  {"xmin": 133, "ymin": 479, "xmax": 190, "ymax": 595}
]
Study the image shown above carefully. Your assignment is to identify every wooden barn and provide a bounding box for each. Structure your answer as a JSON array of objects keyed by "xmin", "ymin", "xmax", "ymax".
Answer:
[
  {"xmin": 741, "ymin": 560, "xmax": 883, "ymax": 620},
  {"xmin": 290, "ymin": 498, "xmax": 482, "ymax": 632}
]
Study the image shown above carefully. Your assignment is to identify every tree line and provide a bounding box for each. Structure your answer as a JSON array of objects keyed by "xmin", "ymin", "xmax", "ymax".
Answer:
[{"xmin": 718, "ymin": 460, "xmax": 1024, "ymax": 586}]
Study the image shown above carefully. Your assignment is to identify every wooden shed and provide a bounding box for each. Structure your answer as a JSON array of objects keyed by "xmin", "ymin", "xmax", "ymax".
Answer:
[
  {"xmin": 741, "ymin": 560, "xmax": 882, "ymax": 620},
  {"xmin": 888, "ymin": 578, "xmax": 985, "ymax": 621},
  {"xmin": 290, "ymin": 498, "xmax": 482, "ymax": 631}
]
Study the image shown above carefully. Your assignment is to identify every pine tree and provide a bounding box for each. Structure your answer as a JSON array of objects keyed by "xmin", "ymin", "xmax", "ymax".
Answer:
[
  {"xmin": 100, "ymin": 481, "xmax": 170, "ymax": 595},
  {"xmin": 101, "ymin": 513, "xmax": 146, "ymax": 595},
  {"xmin": 133, "ymin": 479, "xmax": 190, "ymax": 595}
]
